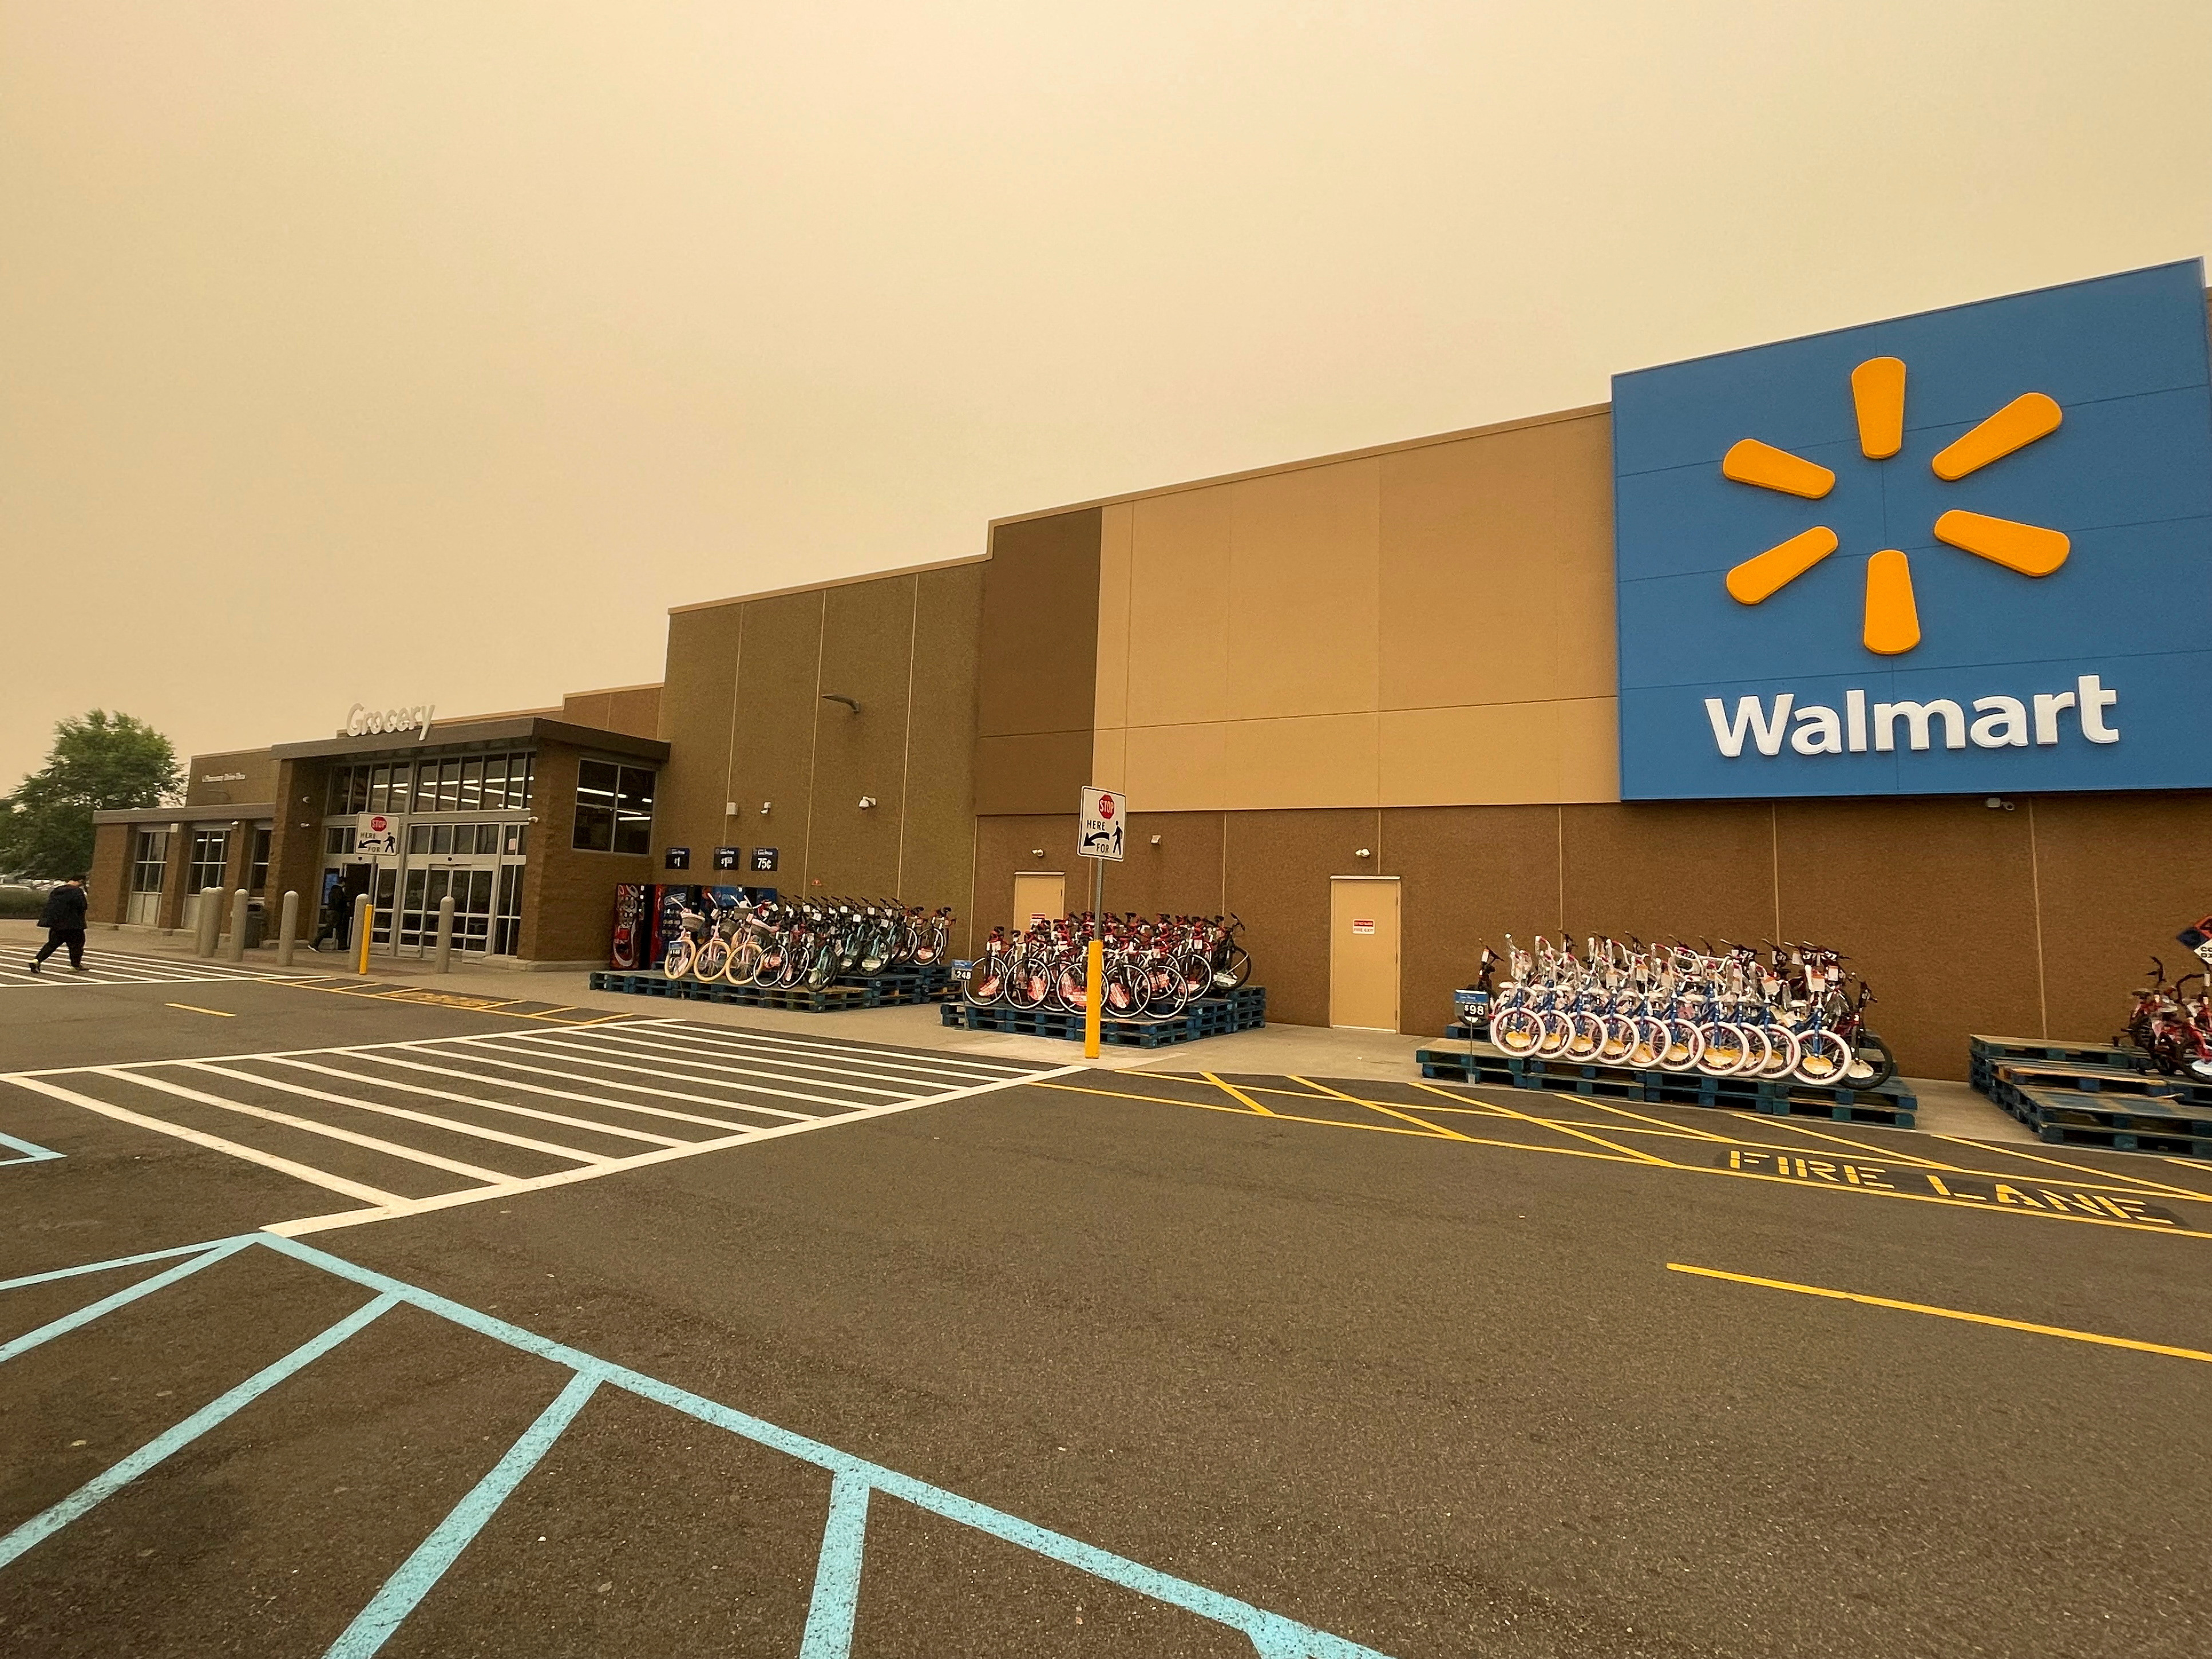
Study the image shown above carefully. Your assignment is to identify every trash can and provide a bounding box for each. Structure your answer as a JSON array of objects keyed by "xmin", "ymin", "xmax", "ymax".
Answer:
[{"xmin": 242, "ymin": 904, "xmax": 267, "ymax": 950}]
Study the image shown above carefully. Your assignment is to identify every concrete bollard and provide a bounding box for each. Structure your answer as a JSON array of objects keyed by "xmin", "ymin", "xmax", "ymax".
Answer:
[
  {"xmin": 276, "ymin": 890, "xmax": 299, "ymax": 968},
  {"xmin": 227, "ymin": 889, "xmax": 250, "ymax": 963},
  {"xmin": 433, "ymin": 895, "xmax": 456, "ymax": 974},
  {"xmin": 196, "ymin": 886, "xmax": 223, "ymax": 957},
  {"xmin": 353, "ymin": 893, "xmax": 374, "ymax": 975}
]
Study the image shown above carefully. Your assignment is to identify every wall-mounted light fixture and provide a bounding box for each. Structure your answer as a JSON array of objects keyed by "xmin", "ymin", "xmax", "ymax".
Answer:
[
  {"xmin": 725, "ymin": 801, "xmax": 738, "ymax": 817},
  {"xmin": 1984, "ymin": 797, "xmax": 2016, "ymax": 811},
  {"xmin": 858, "ymin": 796, "xmax": 877, "ymax": 810},
  {"xmin": 760, "ymin": 802, "xmax": 772, "ymax": 815},
  {"xmin": 821, "ymin": 694, "xmax": 861, "ymax": 714},
  {"xmin": 1354, "ymin": 848, "xmax": 1372, "ymax": 859},
  {"xmin": 1031, "ymin": 848, "xmax": 1046, "ymax": 859},
  {"xmin": 1149, "ymin": 834, "xmax": 1162, "ymax": 845}
]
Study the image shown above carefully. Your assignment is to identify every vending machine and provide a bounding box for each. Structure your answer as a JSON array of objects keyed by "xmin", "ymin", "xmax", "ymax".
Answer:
[{"xmin": 610, "ymin": 883, "xmax": 649, "ymax": 969}]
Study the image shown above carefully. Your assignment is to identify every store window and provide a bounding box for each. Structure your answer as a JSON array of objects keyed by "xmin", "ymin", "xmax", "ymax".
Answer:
[
  {"xmin": 126, "ymin": 830, "xmax": 168, "ymax": 927},
  {"xmin": 249, "ymin": 827, "xmax": 272, "ymax": 892},
  {"xmin": 571, "ymin": 760, "xmax": 654, "ymax": 854},
  {"xmin": 186, "ymin": 830, "xmax": 230, "ymax": 897},
  {"xmin": 326, "ymin": 753, "xmax": 533, "ymax": 817}
]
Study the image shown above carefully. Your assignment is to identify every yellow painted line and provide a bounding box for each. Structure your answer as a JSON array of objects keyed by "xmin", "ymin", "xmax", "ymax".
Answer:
[
  {"xmin": 1411, "ymin": 1077, "xmax": 1672, "ymax": 1166},
  {"xmin": 1668, "ymin": 1262, "xmax": 2212, "ymax": 1365},
  {"xmin": 1572, "ymin": 1093, "xmax": 1734, "ymax": 1143},
  {"xmin": 1200, "ymin": 1071, "xmax": 1274, "ymax": 1116},
  {"xmin": 1291, "ymin": 1074, "xmax": 1472, "ymax": 1141},
  {"xmin": 267, "ymin": 976, "xmax": 615, "ymax": 1026},
  {"xmin": 165, "ymin": 1003, "xmax": 235, "ymax": 1018},
  {"xmin": 1928, "ymin": 1132, "xmax": 2212, "ymax": 1204},
  {"xmin": 1731, "ymin": 1114, "xmax": 1961, "ymax": 1171}
]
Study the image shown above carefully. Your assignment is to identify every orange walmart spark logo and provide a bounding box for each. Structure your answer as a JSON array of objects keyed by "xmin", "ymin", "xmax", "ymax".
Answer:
[{"xmin": 1719, "ymin": 359, "xmax": 2068, "ymax": 654}]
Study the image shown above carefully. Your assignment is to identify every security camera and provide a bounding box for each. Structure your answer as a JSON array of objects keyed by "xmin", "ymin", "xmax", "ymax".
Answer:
[
  {"xmin": 858, "ymin": 796, "xmax": 877, "ymax": 809},
  {"xmin": 1031, "ymin": 848, "xmax": 1046, "ymax": 858},
  {"xmin": 760, "ymin": 802, "xmax": 771, "ymax": 814}
]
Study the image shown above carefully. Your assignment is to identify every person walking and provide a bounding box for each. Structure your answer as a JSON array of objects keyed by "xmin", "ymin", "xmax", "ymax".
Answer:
[{"xmin": 29, "ymin": 876, "xmax": 90, "ymax": 974}]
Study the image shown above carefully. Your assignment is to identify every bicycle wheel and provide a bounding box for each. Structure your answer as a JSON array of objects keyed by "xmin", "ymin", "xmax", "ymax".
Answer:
[
  {"xmin": 662, "ymin": 937, "xmax": 696, "ymax": 980},
  {"xmin": 1693, "ymin": 1022, "xmax": 1748, "ymax": 1076},
  {"xmin": 1491, "ymin": 1007, "xmax": 1544, "ymax": 1056},
  {"xmin": 1756, "ymin": 1024, "xmax": 1801, "ymax": 1079},
  {"xmin": 1659, "ymin": 1019, "xmax": 1704, "ymax": 1072},
  {"xmin": 1847, "ymin": 1029, "xmax": 1897, "ymax": 1088},
  {"xmin": 1596, "ymin": 1015, "xmax": 1639, "ymax": 1065},
  {"xmin": 695, "ymin": 937, "xmax": 730, "ymax": 981},
  {"xmin": 1563, "ymin": 1012, "xmax": 1604, "ymax": 1062},
  {"xmin": 726, "ymin": 940, "xmax": 765, "ymax": 984},
  {"xmin": 1212, "ymin": 945, "xmax": 1252, "ymax": 992},
  {"xmin": 1794, "ymin": 1029, "xmax": 1853, "ymax": 1086},
  {"xmin": 1534, "ymin": 1009, "xmax": 1574, "ymax": 1057},
  {"xmin": 965, "ymin": 964, "xmax": 1003, "ymax": 1006},
  {"xmin": 1006, "ymin": 965, "xmax": 1048, "ymax": 1011},
  {"xmin": 1628, "ymin": 1016, "xmax": 1667, "ymax": 1069}
]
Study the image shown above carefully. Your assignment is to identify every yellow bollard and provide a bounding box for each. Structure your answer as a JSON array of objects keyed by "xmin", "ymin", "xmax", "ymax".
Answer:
[
  {"xmin": 1083, "ymin": 937, "xmax": 1103, "ymax": 1059},
  {"xmin": 354, "ymin": 893, "xmax": 373, "ymax": 976}
]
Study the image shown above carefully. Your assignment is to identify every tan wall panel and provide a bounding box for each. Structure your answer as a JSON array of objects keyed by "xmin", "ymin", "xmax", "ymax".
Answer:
[
  {"xmin": 899, "ymin": 565, "xmax": 984, "ymax": 954},
  {"xmin": 523, "ymin": 743, "xmax": 652, "ymax": 963},
  {"xmin": 1225, "ymin": 460, "xmax": 1380, "ymax": 719},
  {"xmin": 1091, "ymin": 727, "xmax": 1127, "ymax": 793},
  {"xmin": 89, "ymin": 822, "xmax": 131, "ymax": 922},
  {"xmin": 1560, "ymin": 803, "xmax": 1776, "ymax": 949},
  {"xmin": 652, "ymin": 604, "xmax": 744, "ymax": 866},
  {"xmin": 267, "ymin": 758, "xmax": 329, "ymax": 926},
  {"xmin": 1223, "ymin": 807, "xmax": 1380, "ymax": 1027},
  {"xmin": 1095, "ymin": 502, "xmax": 1133, "ymax": 731},
  {"xmin": 603, "ymin": 686, "xmax": 664, "ymax": 739},
  {"xmin": 184, "ymin": 749, "xmax": 278, "ymax": 807},
  {"xmin": 1382, "ymin": 805, "xmax": 1564, "ymax": 1037},
  {"xmin": 1776, "ymin": 799, "xmax": 2042, "ymax": 1081},
  {"xmin": 560, "ymin": 691, "xmax": 612, "ymax": 731},
  {"xmin": 1126, "ymin": 489, "xmax": 1231, "ymax": 727},
  {"xmin": 723, "ymin": 591, "xmax": 826, "ymax": 877},
  {"xmin": 1376, "ymin": 413, "xmax": 1613, "ymax": 712},
  {"xmin": 805, "ymin": 577, "xmax": 917, "ymax": 897},
  {"xmin": 2028, "ymin": 793, "xmax": 2212, "ymax": 1047},
  {"xmin": 1223, "ymin": 714, "xmax": 1378, "ymax": 810},
  {"xmin": 1379, "ymin": 700, "xmax": 1619, "ymax": 807},
  {"xmin": 1122, "ymin": 722, "xmax": 1228, "ymax": 812},
  {"xmin": 974, "ymin": 730, "xmax": 1093, "ymax": 818},
  {"xmin": 978, "ymin": 509, "xmax": 1101, "ymax": 739}
]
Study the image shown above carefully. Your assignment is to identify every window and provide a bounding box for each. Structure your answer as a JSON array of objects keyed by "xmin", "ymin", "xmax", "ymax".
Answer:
[
  {"xmin": 572, "ymin": 759, "xmax": 654, "ymax": 854},
  {"xmin": 130, "ymin": 831, "xmax": 168, "ymax": 894},
  {"xmin": 186, "ymin": 831, "xmax": 230, "ymax": 897},
  {"xmin": 458, "ymin": 757, "xmax": 483, "ymax": 812},
  {"xmin": 326, "ymin": 825, "xmax": 356, "ymax": 856},
  {"xmin": 249, "ymin": 827, "xmax": 272, "ymax": 892}
]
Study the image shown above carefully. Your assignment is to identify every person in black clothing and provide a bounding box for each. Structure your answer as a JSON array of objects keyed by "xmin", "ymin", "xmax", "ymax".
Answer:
[{"xmin": 29, "ymin": 876, "xmax": 89, "ymax": 974}]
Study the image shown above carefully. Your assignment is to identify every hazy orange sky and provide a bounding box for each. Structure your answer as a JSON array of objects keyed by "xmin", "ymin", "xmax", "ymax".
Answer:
[{"xmin": 4, "ymin": 2, "xmax": 2207, "ymax": 787}]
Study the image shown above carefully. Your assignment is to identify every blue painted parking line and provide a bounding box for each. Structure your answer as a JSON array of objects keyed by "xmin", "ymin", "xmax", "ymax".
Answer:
[
  {"xmin": 0, "ymin": 1129, "xmax": 62, "ymax": 1165},
  {"xmin": 0, "ymin": 1232, "xmax": 1398, "ymax": 1659}
]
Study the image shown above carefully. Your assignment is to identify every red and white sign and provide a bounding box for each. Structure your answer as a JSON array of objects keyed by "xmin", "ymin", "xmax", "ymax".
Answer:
[
  {"xmin": 354, "ymin": 813, "xmax": 401, "ymax": 856},
  {"xmin": 1078, "ymin": 786, "xmax": 1125, "ymax": 862},
  {"xmin": 1351, "ymin": 918, "xmax": 1375, "ymax": 935}
]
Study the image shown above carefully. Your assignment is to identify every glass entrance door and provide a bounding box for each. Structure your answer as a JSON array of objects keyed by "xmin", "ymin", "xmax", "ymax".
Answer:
[{"xmin": 398, "ymin": 863, "xmax": 498, "ymax": 957}]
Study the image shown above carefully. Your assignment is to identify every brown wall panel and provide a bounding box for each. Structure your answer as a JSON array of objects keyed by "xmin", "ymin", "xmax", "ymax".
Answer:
[
  {"xmin": 1382, "ymin": 806, "xmax": 1565, "ymax": 1037},
  {"xmin": 2028, "ymin": 793, "xmax": 2212, "ymax": 1047},
  {"xmin": 1224, "ymin": 808, "xmax": 1381, "ymax": 1027},
  {"xmin": 900, "ymin": 565, "xmax": 985, "ymax": 953},
  {"xmin": 805, "ymin": 577, "xmax": 918, "ymax": 897},
  {"xmin": 1561, "ymin": 802, "xmax": 1778, "ymax": 951},
  {"xmin": 974, "ymin": 730, "xmax": 1094, "ymax": 818},
  {"xmin": 653, "ymin": 604, "xmax": 745, "ymax": 868},
  {"xmin": 978, "ymin": 508, "xmax": 1101, "ymax": 739},
  {"xmin": 1775, "ymin": 799, "xmax": 2043, "ymax": 1081},
  {"xmin": 88, "ymin": 823, "xmax": 130, "ymax": 922},
  {"xmin": 970, "ymin": 814, "xmax": 1078, "ymax": 947},
  {"xmin": 723, "ymin": 591, "xmax": 827, "ymax": 879},
  {"xmin": 1100, "ymin": 811, "xmax": 1227, "ymax": 923},
  {"xmin": 268, "ymin": 759, "xmax": 329, "ymax": 924}
]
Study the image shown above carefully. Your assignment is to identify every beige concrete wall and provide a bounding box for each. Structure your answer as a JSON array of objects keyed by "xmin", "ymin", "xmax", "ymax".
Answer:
[{"xmin": 1089, "ymin": 405, "xmax": 1619, "ymax": 811}]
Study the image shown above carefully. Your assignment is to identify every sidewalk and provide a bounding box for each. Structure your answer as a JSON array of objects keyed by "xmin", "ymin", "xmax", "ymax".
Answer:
[{"xmin": 13, "ymin": 920, "xmax": 2033, "ymax": 1141}]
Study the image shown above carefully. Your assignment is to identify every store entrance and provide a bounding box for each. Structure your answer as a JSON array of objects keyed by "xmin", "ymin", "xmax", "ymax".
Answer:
[{"xmin": 398, "ymin": 861, "xmax": 499, "ymax": 957}]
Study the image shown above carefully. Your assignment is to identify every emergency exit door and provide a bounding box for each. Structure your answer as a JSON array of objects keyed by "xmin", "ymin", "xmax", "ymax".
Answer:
[
  {"xmin": 1329, "ymin": 876, "xmax": 1400, "ymax": 1031},
  {"xmin": 1013, "ymin": 871, "xmax": 1066, "ymax": 928}
]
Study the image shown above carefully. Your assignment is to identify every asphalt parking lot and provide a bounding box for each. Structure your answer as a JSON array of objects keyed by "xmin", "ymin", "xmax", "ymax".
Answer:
[{"xmin": 4, "ymin": 951, "xmax": 2210, "ymax": 1657}]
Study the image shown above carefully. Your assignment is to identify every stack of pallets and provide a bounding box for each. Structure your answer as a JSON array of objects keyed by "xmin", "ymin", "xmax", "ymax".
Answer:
[
  {"xmin": 940, "ymin": 986, "xmax": 1267, "ymax": 1050},
  {"xmin": 1415, "ymin": 1038, "xmax": 1918, "ymax": 1126},
  {"xmin": 1969, "ymin": 1034, "xmax": 2212, "ymax": 1158},
  {"xmin": 588, "ymin": 963, "xmax": 956, "ymax": 1013}
]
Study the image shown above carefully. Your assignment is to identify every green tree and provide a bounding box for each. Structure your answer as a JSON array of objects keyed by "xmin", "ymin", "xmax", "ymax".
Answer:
[{"xmin": 0, "ymin": 711, "xmax": 182, "ymax": 879}]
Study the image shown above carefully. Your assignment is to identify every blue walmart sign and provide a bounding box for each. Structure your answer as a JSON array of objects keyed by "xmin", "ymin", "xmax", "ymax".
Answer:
[{"xmin": 1611, "ymin": 259, "xmax": 2212, "ymax": 799}]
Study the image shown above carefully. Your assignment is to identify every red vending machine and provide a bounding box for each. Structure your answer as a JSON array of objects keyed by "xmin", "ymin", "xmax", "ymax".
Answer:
[{"xmin": 610, "ymin": 884, "xmax": 649, "ymax": 969}]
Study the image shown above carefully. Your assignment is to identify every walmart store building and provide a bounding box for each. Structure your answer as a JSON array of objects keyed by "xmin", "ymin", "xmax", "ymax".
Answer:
[{"xmin": 93, "ymin": 260, "xmax": 2212, "ymax": 1079}]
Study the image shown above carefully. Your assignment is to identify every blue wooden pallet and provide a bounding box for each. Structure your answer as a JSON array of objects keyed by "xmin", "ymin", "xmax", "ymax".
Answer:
[
  {"xmin": 1997, "ymin": 1083, "xmax": 2212, "ymax": 1158},
  {"xmin": 1414, "ymin": 1041, "xmax": 1916, "ymax": 1126},
  {"xmin": 941, "ymin": 987, "xmax": 1266, "ymax": 1049},
  {"xmin": 589, "ymin": 964, "xmax": 953, "ymax": 1013},
  {"xmin": 1969, "ymin": 1033, "xmax": 2146, "ymax": 1094}
]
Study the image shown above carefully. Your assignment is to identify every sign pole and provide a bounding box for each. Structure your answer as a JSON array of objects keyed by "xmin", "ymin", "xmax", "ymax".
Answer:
[{"xmin": 1085, "ymin": 859, "xmax": 1103, "ymax": 1059}]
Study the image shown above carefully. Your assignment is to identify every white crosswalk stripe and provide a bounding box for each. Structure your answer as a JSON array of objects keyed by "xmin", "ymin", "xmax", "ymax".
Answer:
[
  {"xmin": 2, "ymin": 1017, "xmax": 1073, "ymax": 1233},
  {"xmin": 0, "ymin": 948, "xmax": 312, "ymax": 989}
]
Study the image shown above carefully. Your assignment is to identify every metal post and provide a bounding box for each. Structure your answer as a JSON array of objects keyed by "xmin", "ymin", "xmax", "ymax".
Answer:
[
  {"xmin": 226, "ymin": 889, "xmax": 250, "ymax": 963},
  {"xmin": 196, "ymin": 886, "xmax": 223, "ymax": 957},
  {"xmin": 1083, "ymin": 858, "xmax": 1103, "ymax": 1059},
  {"xmin": 433, "ymin": 895, "xmax": 456, "ymax": 974},
  {"xmin": 353, "ymin": 893, "xmax": 373, "ymax": 975},
  {"xmin": 276, "ymin": 890, "xmax": 299, "ymax": 968}
]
